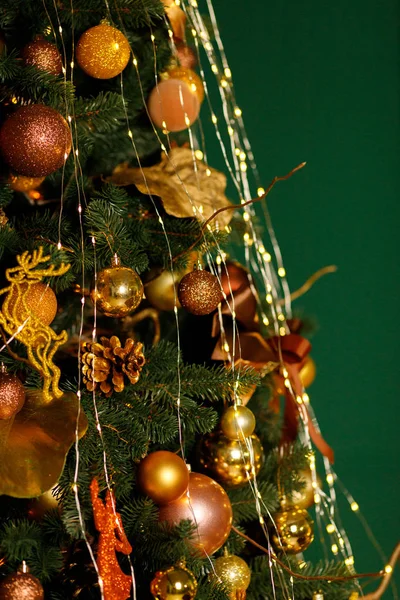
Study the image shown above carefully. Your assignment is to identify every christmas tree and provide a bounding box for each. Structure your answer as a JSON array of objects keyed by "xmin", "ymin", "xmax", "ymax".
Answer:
[{"xmin": 0, "ymin": 1, "xmax": 397, "ymax": 599}]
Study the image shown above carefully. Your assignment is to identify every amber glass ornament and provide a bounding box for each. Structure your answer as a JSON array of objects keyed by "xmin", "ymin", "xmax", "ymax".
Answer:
[
  {"xmin": 0, "ymin": 562, "xmax": 44, "ymax": 600},
  {"xmin": 148, "ymin": 79, "xmax": 200, "ymax": 132},
  {"xmin": 199, "ymin": 432, "xmax": 263, "ymax": 488},
  {"xmin": 151, "ymin": 562, "xmax": 197, "ymax": 600},
  {"xmin": 90, "ymin": 257, "xmax": 143, "ymax": 317},
  {"xmin": 145, "ymin": 268, "xmax": 183, "ymax": 311},
  {"xmin": 299, "ymin": 355, "xmax": 316, "ymax": 388},
  {"xmin": 214, "ymin": 554, "xmax": 251, "ymax": 598},
  {"xmin": 159, "ymin": 472, "xmax": 232, "ymax": 556},
  {"xmin": 0, "ymin": 368, "xmax": 25, "ymax": 420},
  {"xmin": 137, "ymin": 451, "xmax": 189, "ymax": 505},
  {"xmin": 220, "ymin": 405, "xmax": 256, "ymax": 440},
  {"xmin": 167, "ymin": 66, "xmax": 204, "ymax": 103},
  {"xmin": 76, "ymin": 24, "xmax": 130, "ymax": 79},
  {"xmin": 178, "ymin": 269, "xmax": 222, "ymax": 316},
  {"xmin": 288, "ymin": 468, "xmax": 322, "ymax": 510},
  {"xmin": 271, "ymin": 507, "xmax": 314, "ymax": 554},
  {"xmin": 0, "ymin": 104, "xmax": 71, "ymax": 177},
  {"xmin": 21, "ymin": 38, "xmax": 62, "ymax": 75},
  {"xmin": 9, "ymin": 174, "xmax": 45, "ymax": 193}
]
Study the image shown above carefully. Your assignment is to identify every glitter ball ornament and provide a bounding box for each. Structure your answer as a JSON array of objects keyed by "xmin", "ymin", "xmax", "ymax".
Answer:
[
  {"xmin": 90, "ymin": 258, "xmax": 144, "ymax": 318},
  {"xmin": 151, "ymin": 562, "xmax": 198, "ymax": 600},
  {"xmin": 214, "ymin": 554, "xmax": 251, "ymax": 598},
  {"xmin": 137, "ymin": 451, "xmax": 189, "ymax": 505},
  {"xmin": 21, "ymin": 38, "xmax": 62, "ymax": 76},
  {"xmin": 0, "ymin": 563, "xmax": 44, "ymax": 600},
  {"xmin": 0, "ymin": 369, "xmax": 25, "ymax": 420},
  {"xmin": 178, "ymin": 269, "xmax": 222, "ymax": 316},
  {"xmin": 0, "ymin": 104, "xmax": 71, "ymax": 177},
  {"xmin": 299, "ymin": 355, "xmax": 316, "ymax": 388},
  {"xmin": 159, "ymin": 472, "xmax": 232, "ymax": 556},
  {"xmin": 9, "ymin": 282, "xmax": 58, "ymax": 326},
  {"xmin": 199, "ymin": 432, "xmax": 263, "ymax": 488},
  {"xmin": 271, "ymin": 507, "xmax": 314, "ymax": 554},
  {"xmin": 148, "ymin": 79, "xmax": 200, "ymax": 132},
  {"xmin": 76, "ymin": 24, "xmax": 130, "ymax": 79},
  {"xmin": 9, "ymin": 174, "xmax": 45, "ymax": 193},
  {"xmin": 220, "ymin": 405, "xmax": 256, "ymax": 440},
  {"xmin": 167, "ymin": 66, "xmax": 204, "ymax": 103}
]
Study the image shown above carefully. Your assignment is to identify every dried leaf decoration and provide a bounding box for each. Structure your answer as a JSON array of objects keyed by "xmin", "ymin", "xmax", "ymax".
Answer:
[{"xmin": 109, "ymin": 147, "xmax": 233, "ymax": 229}]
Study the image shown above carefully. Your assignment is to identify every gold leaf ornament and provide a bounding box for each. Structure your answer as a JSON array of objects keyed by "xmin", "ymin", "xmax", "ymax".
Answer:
[{"xmin": 109, "ymin": 147, "xmax": 234, "ymax": 229}]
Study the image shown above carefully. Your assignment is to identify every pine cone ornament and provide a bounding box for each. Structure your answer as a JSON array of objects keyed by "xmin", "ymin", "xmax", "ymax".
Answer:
[{"xmin": 81, "ymin": 336, "xmax": 145, "ymax": 397}]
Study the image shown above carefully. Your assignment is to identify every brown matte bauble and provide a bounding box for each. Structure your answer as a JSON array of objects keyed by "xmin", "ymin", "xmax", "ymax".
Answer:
[
  {"xmin": 289, "ymin": 468, "xmax": 322, "ymax": 510},
  {"xmin": 90, "ymin": 264, "xmax": 144, "ymax": 318},
  {"xmin": 9, "ymin": 174, "xmax": 45, "ymax": 193},
  {"xmin": 21, "ymin": 39, "xmax": 62, "ymax": 76},
  {"xmin": 0, "ymin": 372, "xmax": 25, "ymax": 420},
  {"xmin": 220, "ymin": 405, "xmax": 256, "ymax": 440},
  {"xmin": 0, "ymin": 104, "xmax": 71, "ymax": 177},
  {"xmin": 175, "ymin": 42, "xmax": 197, "ymax": 69},
  {"xmin": 271, "ymin": 507, "xmax": 314, "ymax": 554},
  {"xmin": 150, "ymin": 563, "xmax": 197, "ymax": 600},
  {"xmin": 178, "ymin": 269, "xmax": 223, "ymax": 316},
  {"xmin": 199, "ymin": 432, "xmax": 263, "ymax": 488},
  {"xmin": 159, "ymin": 472, "xmax": 232, "ymax": 556},
  {"xmin": 213, "ymin": 554, "xmax": 251, "ymax": 596},
  {"xmin": 299, "ymin": 356, "xmax": 316, "ymax": 388},
  {"xmin": 167, "ymin": 66, "xmax": 204, "ymax": 103},
  {"xmin": 76, "ymin": 24, "xmax": 130, "ymax": 79},
  {"xmin": 137, "ymin": 451, "xmax": 189, "ymax": 505},
  {"xmin": 0, "ymin": 570, "xmax": 44, "ymax": 600},
  {"xmin": 148, "ymin": 79, "xmax": 200, "ymax": 132}
]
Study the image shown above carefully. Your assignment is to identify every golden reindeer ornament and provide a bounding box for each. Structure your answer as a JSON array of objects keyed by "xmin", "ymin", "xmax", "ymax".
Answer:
[{"xmin": 0, "ymin": 247, "xmax": 70, "ymax": 403}]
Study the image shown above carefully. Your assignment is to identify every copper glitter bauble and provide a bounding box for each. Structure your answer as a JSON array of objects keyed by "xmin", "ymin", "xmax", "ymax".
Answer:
[
  {"xmin": 220, "ymin": 405, "xmax": 256, "ymax": 440},
  {"xmin": 21, "ymin": 39, "xmax": 62, "ymax": 76},
  {"xmin": 271, "ymin": 507, "xmax": 314, "ymax": 554},
  {"xmin": 90, "ymin": 262, "xmax": 144, "ymax": 318},
  {"xmin": 167, "ymin": 66, "xmax": 204, "ymax": 103},
  {"xmin": 137, "ymin": 451, "xmax": 189, "ymax": 505},
  {"xmin": 0, "ymin": 371, "xmax": 25, "ymax": 420},
  {"xmin": 76, "ymin": 24, "xmax": 130, "ymax": 79},
  {"xmin": 151, "ymin": 563, "xmax": 198, "ymax": 600},
  {"xmin": 9, "ymin": 174, "xmax": 45, "ymax": 193},
  {"xmin": 175, "ymin": 42, "xmax": 197, "ymax": 69},
  {"xmin": 0, "ymin": 570, "xmax": 44, "ymax": 600},
  {"xmin": 288, "ymin": 468, "xmax": 322, "ymax": 510},
  {"xmin": 0, "ymin": 104, "xmax": 71, "ymax": 177},
  {"xmin": 199, "ymin": 432, "xmax": 263, "ymax": 488},
  {"xmin": 299, "ymin": 355, "xmax": 316, "ymax": 388},
  {"xmin": 159, "ymin": 472, "xmax": 232, "ymax": 556},
  {"xmin": 148, "ymin": 79, "xmax": 200, "ymax": 132},
  {"xmin": 178, "ymin": 269, "xmax": 222, "ymax": 316},
  {"xmin": 213, "ymin": 554, "xmax": 251, "ymax": 597}
]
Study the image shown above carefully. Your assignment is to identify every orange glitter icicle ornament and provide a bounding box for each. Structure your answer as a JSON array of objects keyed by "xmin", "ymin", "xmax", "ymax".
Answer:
[{"xmin": 90, "ymin": 478, "xmax": 132, "ymax": 600}]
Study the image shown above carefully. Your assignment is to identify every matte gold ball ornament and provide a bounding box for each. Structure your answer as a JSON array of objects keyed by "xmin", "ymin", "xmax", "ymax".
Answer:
[
  {"xmin": 21, "ymin": 38, "xmax": 63, "ymax": 76},
  {"xmin": 150, "ymin": 562, "xmax": 198, "ymax": 600},
  {"xmin": 299, "ymin": 355, "xmax": 316, "ymax": 388},
  {"xmin": 213, "ymin": 554, "xmax": 251, "ymax": 598},
  {"xmin": 0, "ymin": 562, "xmax": 44, "ymax": 600},
  {"xmin": 137, "ymin": 451, "xmax": 190, "ymax": 505},
  {"xmin": 90, "ymin": 257, "xmax": 144, "ymax": 317},
  {"xmin": 220, "ymin": 405, "xmax": 256, "ymax": 440},
  {"xmin": 76, "ymin": 24, "xmax": 130, "ymax": 79},
  {"xmin": 145, "ymin": 268, "xmax": 183, "ymax": 312},
  {"xmin": 271, "ymin": 507, "xmax": 314, "ymax": 554},
  {"xmin": 0, "ymin": 367, "xmax": 26, "ymax": 420},
  {"xmin": 178, "ymin": 269, "xmax": 223, "ymax": 316}
]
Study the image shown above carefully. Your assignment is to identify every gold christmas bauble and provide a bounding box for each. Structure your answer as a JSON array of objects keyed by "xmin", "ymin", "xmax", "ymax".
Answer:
[
  {"xmin": 271, "ymin": 507, "xmax": 314, "ymax": 554},
  {"xmin": 214, "ymin": 554, "xmax": 251, "ymax": 596},
  {"xmin": 137, "ymin": 451, "xmax": 190, "ymax": 505},
  {"xmin": 0, "ymin": 371, "xmax": 25, "ymax": 420},
  {"xmin": 90, "ymin": 263, "xmax": 143, "ymax": 317},
  {"xmin": 27, "ymin": 485, "xmax": 60, "ymax": 520},
  {"xmin": 220, "ymin": 405, "xmax": 256, "ymax": 440},
  {"xmin": 178, "ymin": 269, "xmax": 222, "ymax": 316},
  {"xmin": 288, "ymin": 468, "xmax": 322, "ymax": 510},
  {"xmin": 167, "ymin": 66, "xmax": 204, "ymax": 104},
  {"xmin": 199, "ymin": 432, "xmax": 263, "ymax": 488},
  {"xmin": 22, "ymin": 282, "xmax": 58, "ymax": 325},
  {"xmin": 0, "ymin": 568, "xmax": 44, "ymax": 600},
  {"xmin": 76, "ymin": 24, "xmax": 130, "ymax": 79},
  {"xmin": 9, "ymin": 174, "xmax": 45, "ymax": 193},
  {"xmin": 299, "ymin": 356, "xmax": 316, "ymax": 388},
  {"xmin": 151, "ymin": 563, "xmax": 197, "ymax": 600},
  {"xmin": 145, "ymin": 268, "xmax": 182, "ymax": 311}
]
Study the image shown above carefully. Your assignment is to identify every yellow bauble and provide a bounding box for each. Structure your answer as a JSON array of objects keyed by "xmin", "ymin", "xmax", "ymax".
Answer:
[
  {"xmin": 7, "ymin": 282, "xmax": 58, "ymax": 326},
  {"xmin": 199, "ymin": 432, "xmax": 263, "ymax": 488},
  {"xmin": 289, "ymin": 468, "xmax": 322, "ymax": 510},
  {"xmin": 167, "ymin": 66, "xmax": 204, "ymax": 103},
  {"xmin": 76, "ymin": 24, "xmax": 130, "ymax": 79},
  {"xmin": 214, "ymin": 555, "xmax": 251, "ymax": 597},
  {"xmin": 145, "ymin": 268, "xmax": 182, "ymax": 311},
  {"xmin": 27, "ymin": 486, "xmax": 60, "ymax": 521},
  {"xmin": 220, "ymin": 405, "xmax": 256, "ymax": 440},
  {"xmin": 9, "ymin": 174, "xmax": 45, "ymax": 193},
  {"xmin": 90, "ymin": 262, "xmax": 143, "ymax": 317},
  {"xmin": 271, "ymin": 507, "xmax": 314, "ymax": 554},
  {"xmin": 151, "ymin": 563, "xmax": 197, "ymax": 600},
  {"xmin": 299, "ymin": 356, "xmax": 316, "ymax": 388},
  {"xmin": 137, "ymin": 451, "xmax": 189, "ymax": 505}
]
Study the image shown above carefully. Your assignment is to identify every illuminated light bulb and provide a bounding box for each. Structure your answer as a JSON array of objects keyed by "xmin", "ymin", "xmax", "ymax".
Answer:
[
  {"xmin": 206, "ymin": 168, "xmax": 211, "ymax": 177},
  {"xmin": 350, "ymin": 501, "xmax": 359, "ymax": 512},
  {"xmin": 150, "ymin": 34, "xmax": 155, "ymax": 41},
  {"xmin": 277, "ymin": 313, "xmax": 285, "ymax": 321},
  {"xmin": 211, "ymin": 64, "xmax": 218, "ymax": 73},
  {"xmin": 211, "ymin": 114, "xmax": 218, "ymax": 124},
  {"xmin": 326, "ymin": 473, "xmax": 334, "ymax": 485},
  {"xmin": 266, "ymin": 293, "xmax": 273, "ymax": 304},
  {"xmin": 262, "ymin": 316, "xmax": 270, "ymax": 326},
  {"xmin": 279, "ymin": 326, "xmax": 287, "ymax": 336},
  {"xmin": 258, "ymin": 245, "xmax": 266, "ymax": 254},
  {"xmin": 259, "ymin": 516, "xmax": 265, "ymax": 525},
  {"xmin": 243, "ymin": 212, "xmax": 250, "ymax": 222},
  {"xmin": 240, "ymin": 161, "xmax": 247, "ymax": 172},
  {"xmin": 205, "ymin": 42, "xmax": 212, "ymax": 51},
  {"xmin": 278, "ymin": 267, "xmax": 286, "ymax": 277},
  {"xmin": 331, "ymin": 544, "xmax": 339, "ymax": 555},
  {"xmin": 284, "ymin": 378, "xmax": 291, "ymax": 389},
  {"xmin": 224, "ymin": 67, "xmax": 232, "ymax": 78},
  {"xmin": 194, "ymin": 149, "xmax": 203, "ymax": 160},
  {"xmin": 216, "ymin": 255, "xmax": 222, "ymax": 265},
  {"xmin": 228, "ymin": 126, "xmax": 234, "ymax": 136},
  {"xmin": 191, "ymin": 29, "xmax": 197, "ymax": 37},
  {"xmin": 326, "ymin": 524, "xmax": 335, "ymax": 534},
  {"xmin": 264, "ymin": 252, "xmax": 272, "ymax": 262},
  {"xmin": 223, "ymin": 342, "xmax": 230, "ymax": 353},
  {"xmin": 234, "ymin": 107, "xmax": 242, "ymax": 117},
  {"xmin": 296, "ymin": 395, "xmax": 303, "ymax": 404},
  {"xmin": 314, "ymin": 493, "xmax": 321, "ymax": 504},
  {"xmin": 385, "ymin": 565, "xmax": 393, "ymax": 574},
  {"xmin": 221, "ymin": 78, "xmax": 228, "ymax": 88},
  {"xmin": 239, "ymin": 151, "xmax": 246, "ymax": 161},
  {"xmin": 339, "ymin": 537, "xmax": 345, "ymax": 547},
  {"xmin": 302, "ymin": 392, "xmax": 310, "ymax": 404},
  {"xmin": 282, "ymin": 368, "xmax": 289, "ymax": 378},
  {"xmin": 345, "ymin": 556, "xmax": 355, "ymax": 567},
  {"xmin": 133, "ymin": 57, "xmax": 138, "ymax": 66},
  {"xmin": 257, "ymin": 186, "xmax": 265, "ymax": 197},
  {"xmin": 243, "ymin": 232, "xmax": 250, "ymax": 242},
  {"xmin": 235, "ymin": 147, "xmax": 241, "ymax": 155}
]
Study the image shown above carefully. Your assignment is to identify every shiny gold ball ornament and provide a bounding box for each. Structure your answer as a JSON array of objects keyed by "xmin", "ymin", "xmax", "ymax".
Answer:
[
  {"xmin": 299, "ymin": 355, "xmax": 316, "ymax": 388},
  {"xmin": 0, "ymin": 369, "xmax": 25, "ymax": 420},
  {"xmin": 159, "ymin": 472, "xmax": 232, "ymax": 556},
  {"xmin": 9, "ymin": 174, "xmax": 45, "ymax": 193},
  {"xmin": 199, "ymin": 432, "xmax": 263, "ymax": 488},
  {"xmin": 76, "ymin": 24, "xmax": 130, "ymax": 79},
  {"xmin": 178, "ymin": 269, "xmax": 223, "ymax": 316},
  {"xmin": 214, "ymin": 554, "xmax": 251, "ymax": 597},
  {"xmin": 90, "ymin": 258, "xmax": 144, "ymax": 317},
  {"xmin": 0, "ymin": 104, "xmax": 71, "ymax": 177},
  {"xmin": 167, "ymin": 66, "xmax": 204, "ymax": 104},
  {"xmin": 137, "ymin": 451, "xmax": 190, "ymax": 505},
  {"xmin": 150, "ymin": 562, "xmax": 198, "ymax": 600},
  {"xmin": 220, "ymin": 405, "xmax": 256, "ymax": 440},
  {"xmin": 0, "ymin": 563, "xmax": 44, "ymax": 600},
  {"xmin": 21, "ymin": 38, "xmax": 63, "ymax": 76},
  {"xmin": 271, "ymin": 507, "xmax": 314, "ymax": 554},
  {"xmin": 289, "ymin": 468, "xmax": 322, "ymax": 510}
]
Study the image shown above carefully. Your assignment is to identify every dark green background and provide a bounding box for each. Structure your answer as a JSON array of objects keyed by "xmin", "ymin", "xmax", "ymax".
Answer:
[{"xmin": 206, "ymin": 0, "xmax": 399, "ymax": 588}]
